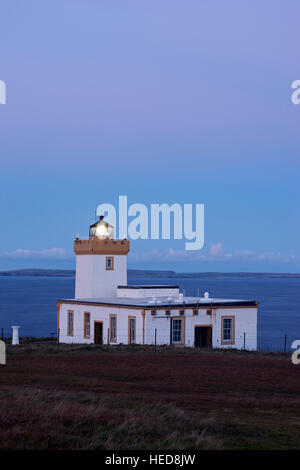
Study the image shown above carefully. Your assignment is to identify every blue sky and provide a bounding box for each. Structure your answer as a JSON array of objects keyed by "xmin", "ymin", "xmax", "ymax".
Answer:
[{"xmin": 0, "ymin": 0, "xmax": 300, "ymax": 272}]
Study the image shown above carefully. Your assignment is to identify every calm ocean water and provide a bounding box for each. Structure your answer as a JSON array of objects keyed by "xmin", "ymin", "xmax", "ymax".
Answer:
[{"xmin": 0, "ymin": 276, "xmax": 299, "ymax": 351}]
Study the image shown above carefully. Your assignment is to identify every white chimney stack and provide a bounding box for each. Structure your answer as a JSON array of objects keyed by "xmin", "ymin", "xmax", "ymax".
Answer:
[
  {"xmin": 204, "ymin": 292, "xmax": 209, "ymax": 299},
  {"xmin": 11, "ymin": 326, "xmax": 20, "ymax": 345}
]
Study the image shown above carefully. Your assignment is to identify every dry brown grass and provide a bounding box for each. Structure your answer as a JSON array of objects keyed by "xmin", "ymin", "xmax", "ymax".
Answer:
[
  {"xmin": 1, "ymin": 344, "xmax": 300, "ymax": 450},
  {"xmin": 0, "ymin": 388, "xmax": 224, "ymax": 450}
]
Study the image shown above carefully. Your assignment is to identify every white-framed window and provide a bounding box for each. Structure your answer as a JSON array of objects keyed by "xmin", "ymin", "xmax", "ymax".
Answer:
[
  {"xmin": 129, "ymin": 317, "xmax": 136, "ymax": 344},
  {"xmin": 110, "ymin": 315, "xmax": 117, "ymax": 342},
  {"xmin": 222, "ymin": 318, "xmax": 233, "ymax": 342},
  {"xmin": 84, "ymin": 312, "xmax": 90, "ymax": 338},
  {"xmin": 67, "ymin": 311, "xmax": 74, "ymax": 336},
  {"xmin": 172, "ymin": 318, "xmax": 183, "ymax": 344}
]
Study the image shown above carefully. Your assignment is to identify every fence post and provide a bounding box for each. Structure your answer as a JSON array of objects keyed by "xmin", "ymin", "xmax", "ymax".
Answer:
[
  {"xmin": 154, "ymin": 328, "xmax": 157, "ymax": 348},
  {"xmin": 284, "ymin": 334, "xmax": 287, "ymax": 353},
  {"xmin": 243, "ymin": 332, "xmax": 246, "ymax": 350},
  {"xmin": 57, "ymin": 328, "xmax": 60, "ymax": 352}
]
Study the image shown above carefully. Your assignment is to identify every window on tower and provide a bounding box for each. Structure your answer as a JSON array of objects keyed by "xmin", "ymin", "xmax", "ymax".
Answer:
[{"xmin": 106, "ymin": 256, "xmax": 114, "ymax": 270}]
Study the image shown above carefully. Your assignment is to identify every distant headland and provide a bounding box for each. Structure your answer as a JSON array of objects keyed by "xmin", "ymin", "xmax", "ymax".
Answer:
[{"xmin": 0, "ymin": 269, "xmax": 299, "ymax": 279}]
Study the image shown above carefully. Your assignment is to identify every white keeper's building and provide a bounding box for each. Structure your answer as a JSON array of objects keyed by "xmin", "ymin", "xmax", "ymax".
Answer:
[{"xmin": 57, "ymin": 217, "xmax": 258, "ymax": 349}]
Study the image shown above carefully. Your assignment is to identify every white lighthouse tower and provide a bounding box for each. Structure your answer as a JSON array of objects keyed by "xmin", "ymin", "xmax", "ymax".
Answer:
[{"xmin": 74, "ymin": 216, "xmax": 130, "ymax": 299}]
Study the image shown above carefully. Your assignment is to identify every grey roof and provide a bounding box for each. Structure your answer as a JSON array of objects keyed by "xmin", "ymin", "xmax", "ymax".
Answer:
[
  {"xmin": 58, "ymin": 295, "xmax": 258, "ymax": 308},
  {"xmin": 117, "ymin": 285, "xmax": 179, "ymax": 289}
]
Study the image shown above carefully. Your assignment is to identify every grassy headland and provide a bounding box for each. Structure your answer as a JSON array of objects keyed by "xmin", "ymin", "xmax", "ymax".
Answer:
[{"xmin": 0, "ymin": 344, "xmax": 300, "ymax": 450}]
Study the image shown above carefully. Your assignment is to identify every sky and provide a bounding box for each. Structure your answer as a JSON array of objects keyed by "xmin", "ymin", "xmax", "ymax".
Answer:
[{"xmin": 0, "ymin": 0, "xmax": 300, "ymax": 272}]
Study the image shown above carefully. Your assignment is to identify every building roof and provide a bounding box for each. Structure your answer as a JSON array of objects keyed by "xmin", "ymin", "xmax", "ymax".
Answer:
[
  {"xmin": 58, "ymin": 295, "xmax": 258, "ymax": 308},
  {"xmin": 117, "ymin": 285, "xmax": 179, "ymax": 289}
]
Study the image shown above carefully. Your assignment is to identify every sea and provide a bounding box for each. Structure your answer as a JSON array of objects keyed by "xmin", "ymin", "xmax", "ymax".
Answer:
[{"xmin": 0, "ymin": 276, "xmax": 299, "ymax": 351}]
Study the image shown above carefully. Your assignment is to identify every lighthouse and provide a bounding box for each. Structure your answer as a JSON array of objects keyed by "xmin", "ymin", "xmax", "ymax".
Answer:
[
  {"xmin": 58, "ymin": 214, "xmax": 258, "ymax": 349},
  {"xmin": 74, "ymin": 216, "xmax": 130, "ymax": 299}
]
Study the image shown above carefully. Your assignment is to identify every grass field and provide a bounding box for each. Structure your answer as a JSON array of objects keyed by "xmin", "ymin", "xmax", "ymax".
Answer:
[{"xmin": 1, "ymin": 343, "xmax": 300, "ymax": 450}]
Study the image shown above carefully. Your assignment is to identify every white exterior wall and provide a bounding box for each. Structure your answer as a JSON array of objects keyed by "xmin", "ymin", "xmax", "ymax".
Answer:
[
  {"xmin": 75, "ymin": 254, "xmax": 127, "ymax": 299},
  {"xmin": 59, "ymin": 302, "xmax": 143, "ymax": 345},
  {"xmin": 145, "ymin": 307, "xmax": 257, "ymax": 350},
  {"xmin": 213, "ymin": 307, "xmax": 257, "ymax": 350},
  {"xmin": 59, "ymin": 302, "xmax": 257, "ymax": 350}
]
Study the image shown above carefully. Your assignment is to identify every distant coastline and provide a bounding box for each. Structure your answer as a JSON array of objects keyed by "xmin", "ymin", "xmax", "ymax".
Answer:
[{"xmin": 0, "ymin": 269, "xmax": 300, "ymax": 279}]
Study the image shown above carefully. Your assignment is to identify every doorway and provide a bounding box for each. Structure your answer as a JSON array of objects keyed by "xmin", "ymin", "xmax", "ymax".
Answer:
[
  {"xmin": 194, "ymin": 326, "xmax": 212, "ymax": 348},
  {"xmin": 94, "ymin": 322, "xmax": 103, "ymax": 344}
]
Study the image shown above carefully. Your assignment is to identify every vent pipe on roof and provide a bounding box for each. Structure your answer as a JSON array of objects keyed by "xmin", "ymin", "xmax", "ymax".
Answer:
[{"xmin": 204, "ymin": 292, "xmax": 209, "ymax": 299}]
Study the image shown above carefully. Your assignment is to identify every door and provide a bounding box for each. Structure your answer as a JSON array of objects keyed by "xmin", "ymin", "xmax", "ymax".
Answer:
[
  {"xmin": 94, "ymin": 322, "xmax": 103, "ymax": 344},
  {"xmin": 195, "ymin": 326, "xmax": 212, "ymax": 348}
]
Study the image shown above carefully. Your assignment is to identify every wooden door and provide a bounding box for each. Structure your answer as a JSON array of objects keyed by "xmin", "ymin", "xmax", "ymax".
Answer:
[
  {"xmin": 94, "ymin": 322, "xmax": 103, "ymax": 344},
  {"xmin": 195, "ymin": 326, "xmax": 212, "ymax": 348}
]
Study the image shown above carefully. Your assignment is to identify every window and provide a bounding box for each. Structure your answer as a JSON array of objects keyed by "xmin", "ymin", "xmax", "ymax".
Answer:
[
  {"xmin": 151, "ymin": 310, "xmax": 156, "ymax": 316},
  {"xmin": 193, "ymin": 309, "xmax": 198, "ymax": 316},
  {"xmin": 128, "ymin": 317, "xmax": 136, "ymax": 344},
  {"xmin": 172, "ymin": 318, "xmax": 183, "ymax": 344},
  {"xmin": 165, "ymin": 310, "xmax": 171, "ymax": 316},
  {"xmin": 222, "ymin": 317, "xmax": 235, "ymax": 344},
  {"xmin": 110, "ymin": 315, "xmax": 117, "ymax": 342},
  {"xmin": 84, "ymin": 312, "xmax": 90, "ymax": 338},
  {"xmin": 67, "ymin": 311, "xmax": 74, "ymax": 336},
  {"xmin": 106, "ymin": 256, "xmax": 114, "ymax": 270},
  {"xmin": 179, "ymin": 309, "xmax": 185, "ymax": 316}
]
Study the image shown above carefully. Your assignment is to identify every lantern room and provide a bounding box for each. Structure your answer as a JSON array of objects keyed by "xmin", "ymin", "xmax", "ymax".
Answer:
[{"xmin": 89, "ymin": 215, "xmax": 114, "ymax": 239}]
